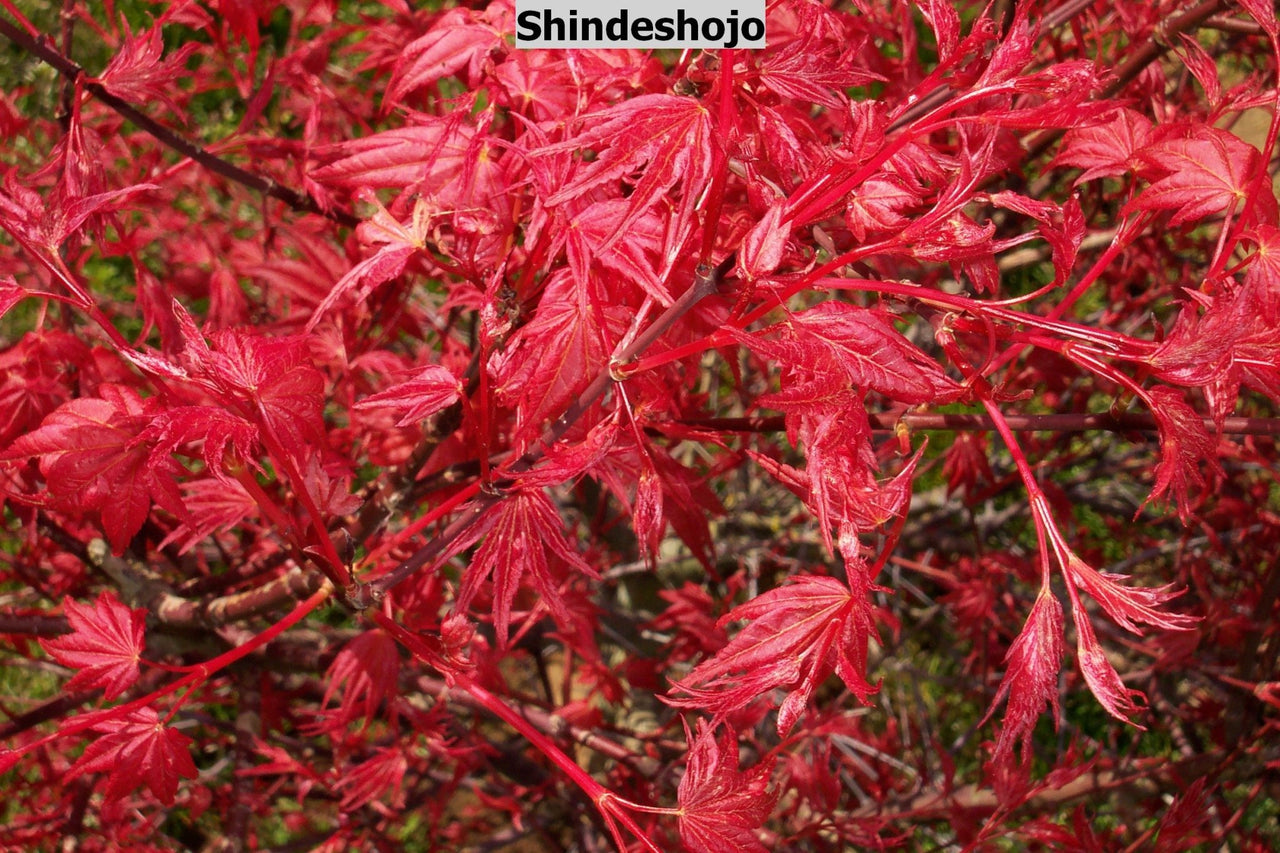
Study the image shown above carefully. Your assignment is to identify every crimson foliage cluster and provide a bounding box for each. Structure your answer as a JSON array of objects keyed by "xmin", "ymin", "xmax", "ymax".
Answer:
[{"xmin": 1, "ymin": 0, "xmax": 1278, "ymax": 850}]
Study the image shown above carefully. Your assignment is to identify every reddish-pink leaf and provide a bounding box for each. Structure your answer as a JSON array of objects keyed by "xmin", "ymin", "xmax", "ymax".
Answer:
[
  {"xmin": 1072, "ymin": 606, "xmax": 1145, "ymax": 724},
  {"xmin": 757, "ymin": 17, "xmax": 881, "ymax": 108},
  {"xmin": 491, "ymin": 270, "xmax": 618, "ymax": 448},
  {"xmin": 1062, "ymin": 552, "xmax": 1199, "ymax": 635},
  {"xmin": 93, "ymin": 24, "xmax": 197, "ymax": 115},
  {"xmin": 385, "ymin": 11, "xmax": 502, "ymax": 108},
  {"xmin": 1239, "ymin": 0, "xmax": 1278, "ymax": 36},
  {"xmin": 987, "ymin": 588, "xmax": 1062, "ymax": 796},
  {"xmin": 184, "ymin": 328, "xmax": 329, "ymax": 465},
  {"xmin": 668, "ymin": 570, "xmax": 880, "ymax": 733},
  {"xmin": 1, "ymin": 384, "xmax": 184, "ymax": 553},
  {"xmin": 40, "ymin": 592, "xmax": 146, "ymax": 700},
  {"xmin": 533, "ymin": 94, "xmax": 713, "ymax": 248},
  {"xmin": 312, "ymin": 117, "xmax": 489, "ymax": 194},
  {"xmin": 1244, "ymin": 224, "xmax": 1280, "ymax": 322},
  {"xmin": 677, "ymin": 720, "xmax": 777, "ymax": 853},
  {"xmin": 1051, "ymin": 108, "xmax": 1154, "ymax": 184},
  {"xmin": 1129, "ymin": 128, "xmax": 1259, "ymax": 225},
  {"xmin": 1142, "ymin": 386, "xmax": 1219, "ymax": 522},
  {"xmin": 454, "ymin": 488, "xmax": 597, "ymax": 646},
  {"xmin": 0, "ymin": 275, "xmax": 23, "ymax": 321},
  {"xmin": 67, "ymin": 707, "xmax": 198, "ymax": 805},
  {"xmin": 240, "ymin": 740, "xmax": 324, "ymax": 805},
  {"xmin": 159, "ymin": 476, "xmax": 259, "ymax": 554},
  {"xmin": 738, "ymin": 302, "xmax": 956, "ymax": 404},
  {"xmin": 353, "ymin": 364, "xmax": 462, "ymax": 426},
  {"xmin": 736, "ymin": 204, "xmax": 789, "ymax": 281},
  {"xmin": 338, "ymin": 747, "xmax": 409, "ymax": 811},
  {"xmin": 321, "ymin": 629, "xmax": 401, "ymax": 729}
]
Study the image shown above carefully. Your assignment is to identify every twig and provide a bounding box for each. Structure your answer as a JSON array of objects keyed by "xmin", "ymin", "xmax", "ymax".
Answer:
[
  {"xmin": 670, "ymin": 410, "xmax": 1280, "ymax": 437},
  {"xmin": 0, "ymin": 13, "xmax": 358, "ymax": 229}
]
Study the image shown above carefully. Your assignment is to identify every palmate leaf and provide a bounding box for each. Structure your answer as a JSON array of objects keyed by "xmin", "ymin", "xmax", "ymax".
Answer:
[
  {"xmin": 320, "ymin": 629, "xmax": 401, "ymax": 730},
  {"xmin": 66, "ymin": 707, "xmax": 198, "ymax": 806},
  {"xmin": 668, "ymin": 570, "xmax": 881, "ymax": 734},
  {"xmin": 353, "ymin": 364, "xmax": 462, "ymax": 426},
  {"xmin": 40, "ymin": 592, "xmax": 146, "ymax": 701},
  {"xmin": 453, "ymin": 488, "xmax": 598, "ymax": 646},
  {"xmin": 676, "ymin": 720, "xmax": 778, "ymax": 853},
  {"xmin": 1051, "ymin": 107, "xmax": 1154, "ymax": 184},
  {"xmin": 531, "ymin": 93, "xmax": 713, "ymax": 251},
  {"xmin": 1128, "ymin": 126, "xmax": 1262, "ymax": 225},
  {"xmin": 986, "ymin": 588, "xmax": 1063, "ymax": 801},
  {"xmin": 736, "ymin": 301, "xmax": 957, "ymax": 404},
  {"xmin": 1, "ymin": 384, "xmax": 184, "ymax": 553}
]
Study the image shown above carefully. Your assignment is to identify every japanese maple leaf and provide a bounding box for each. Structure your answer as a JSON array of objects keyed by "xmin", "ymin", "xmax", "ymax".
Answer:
[
  {"xmin": 1143, "ymin": 386, "xmax": 1220, "ymax": 522},
  {"xmin": 162, "ymin": 311, "xmax": 328, "ymax": 466},
  {"xmin": 736, "ymin": 302, "xmax": 957, "ymax": 404},
  {"xmin": 92, "ymin": 23, "xmax": 197, "ymax": 115},
  {"xmin": 668, "ymin": 569, "xmax": 881, "ymax": 734},
  {"xmin": 1051, "ymin": 107, "xmax": 1154, "ymax": 184},
  {"xmin": 312, "ymin": 115, "xmax": 502, "ymax": 206},
  {"xmin": 0, "ymin": 275, "xmax": 22, "ymax": 321},
  {"xmin": 40, "ymin": 592, "xmax": 146, "ymax": 701},
  {"xmin": 0, "ymin": 169, "xmax": 155, "ymax": 254},
  {"xmin": 320, "ymin": 629, "xmax": 401, "ymax": 730},
  {"xmin": 1, "ymin": 384, "xmax": 184, "ymax": 553},
  {"xmin": 384, "ymin": 7, "xmax": 503, "ymax": 108},
  {"xmin": 532, "ymin": 94, "xmax": 713, "ymax": 250},
  {"xmin": 66, "ymin": 707, "xmax": 198, "ymax": 806},
  {"xmin": 677, "ymin": 720, "xmax": 778, "ymax": 853},
  {"xmin": 352, "ymin": 363, "xmax": 462, "ymax": 426},
  {"xmin": 757, "ymin": 16, "xmax": 881, "ymax": 108},
  {"xmin": 490, "ymin": 270, "xmax": 621, "ymax": 449},
  {"xmin": 1128, "ymin": 127, "xmax": 1259, "ymax": 225},
  {"xmin": 337, "ymin": 747, "xmax": 409, "ymax": 811},
  {"xmin": 986, "ymin": 588, "xmax": 1062, "ymax": 800},
  {"xmin": 453, "ymin": 488, "xmax": 597, "ymax": 646}
]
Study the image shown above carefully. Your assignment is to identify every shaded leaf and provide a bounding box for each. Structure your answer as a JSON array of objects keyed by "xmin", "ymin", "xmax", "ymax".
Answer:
[
  {"xmin": 669, "ymin": 570, "xmax": 881, "ymax": 733},
  {"xmin": 677, "ymin": 720, "xmax": 777, "ymax": 853},
  {"xmin": 986, "ymin": 588, "xmax": 1062, "ymax": 799}
]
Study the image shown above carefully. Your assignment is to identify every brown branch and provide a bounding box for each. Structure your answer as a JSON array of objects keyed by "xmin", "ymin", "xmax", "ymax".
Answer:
[
  {"xmin": 0, "ymin": 14, "xmax": 358, "ymax": 229},
  {"xmin": 670, "ymin": 411, "xmax": 1280, "ymax": 437}
]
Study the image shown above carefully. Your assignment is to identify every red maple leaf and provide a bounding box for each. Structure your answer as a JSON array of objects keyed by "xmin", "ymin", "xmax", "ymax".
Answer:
[
  {"xmin": 736, "ymin": 301, "xmax": 957, "ymax": 404},
  {"xmin": 986, "ymin": 588, "xmax": 1063, "ymax": 800},
  {"xmin": 92, "ymin": 23, "xmax": 197, "ymax": 115},
  {"xmin": 1, "ymin": 384, "xmax": 184, "ymax": 553},
  {"xmin": 1143, "ymin": 386, "xmax": 1220, "ymax": 522},
  {"xmin": 66, "ymin": 707, "xmax": 198, "ymax": 806},
  {"xmin": 1128, "ymin": 127, "xmax": 1260, "ymax": 225},
  {"xmin": 453, "ymin": 488, "xmax": 597, "ymax": 646},
  {"xmin": 320, "ymin": 629, "xmax": 401, "ymax": 730},
  {"xmin": 668, "ymin": 569, "xmax": 881, "ymax": 733},
  {"xmin": 491, "ymin": 270, "xmax": 622, "ymax": 449},
  {"xmin": 676, "ymin": 720, "xmax": 777, "ymax": 853},
  {"xmin": 384, "ymin": 7, "xmax": 503, "ymax": 108},
  {"xmin": 337, "ymin": 747, "xmax": 409, "ymax": 811},
  {"xmin": 353, "ymin": 363, "xmax": 462, "ymax": 427},
  {"xmin": 0, "ymin": 275, "xmax": 22, "ymax": 321},
  {"xmin": 40, "ymin": 592, "xmax": 146, "ymax": 701},
  {"xmin": 532, "ymin": 94, "xmax": 713, "ymax": 249},
  {"xmin": 1051, "ymin": 107, "xmax": 1154, "ymax": 184}
]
